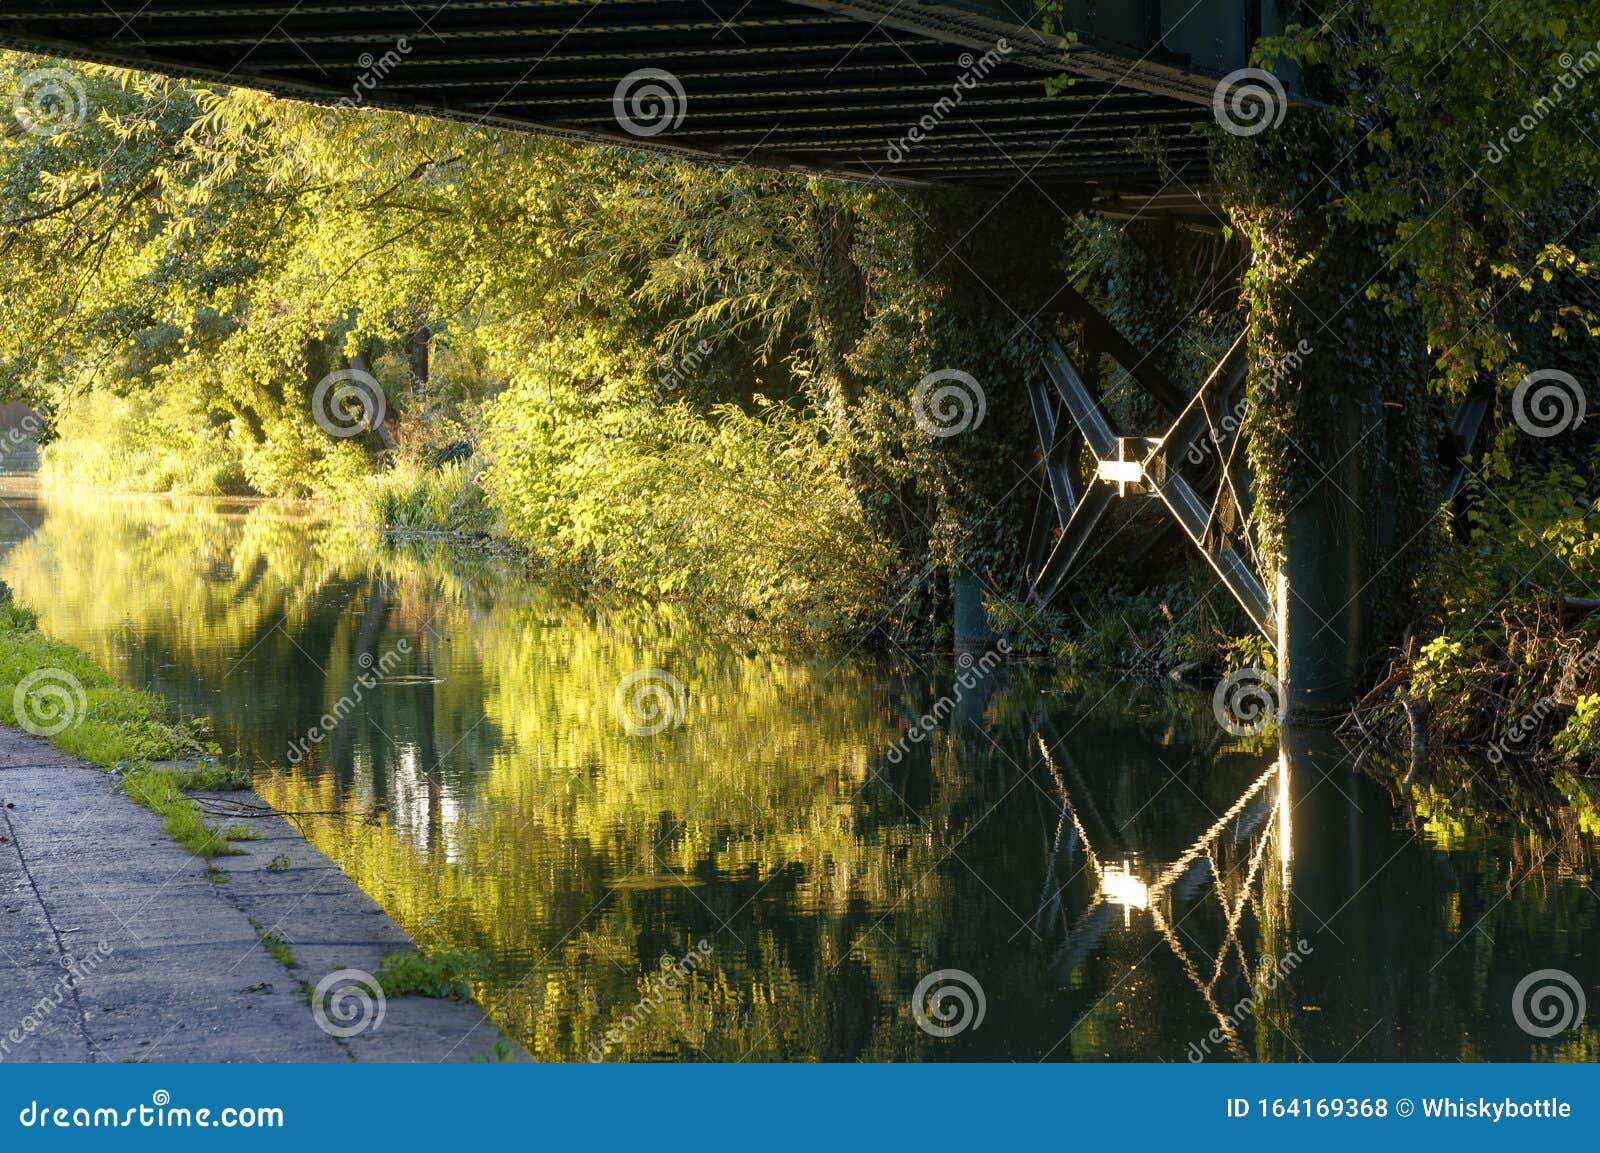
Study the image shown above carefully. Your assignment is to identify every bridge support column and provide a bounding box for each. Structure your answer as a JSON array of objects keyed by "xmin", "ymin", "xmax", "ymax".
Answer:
[
  {"xmin": 1276, "ymin": 501, "xmax": 1358, "ymax": 715},
  {"xmin": 1231, "ymin": 126, "xmax": 1437, "ymax": 718},
  {"xmin": 951, "ymin": 568, "xmax": 995, "ymax": 654}
]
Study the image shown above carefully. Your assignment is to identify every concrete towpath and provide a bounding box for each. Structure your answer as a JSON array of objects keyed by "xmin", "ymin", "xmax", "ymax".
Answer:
[{"xmin": 0, "ymin": 726, "xmax": 521, "ymax": 1062}]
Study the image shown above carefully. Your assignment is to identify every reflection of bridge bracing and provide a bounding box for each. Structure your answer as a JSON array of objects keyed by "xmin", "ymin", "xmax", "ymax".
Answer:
[
  {"xmin": 0, "ymin": 1, "xmax": 1291, "ymax": 193},
  {"xmin": 1037, "ymin": 735, "xmax": 1293, "ymax": 1060}
]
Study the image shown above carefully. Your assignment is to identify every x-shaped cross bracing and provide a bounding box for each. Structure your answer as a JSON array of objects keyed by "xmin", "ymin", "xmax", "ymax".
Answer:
[{"xmin": 1025, "ymin": 312, "xmax": 1274, "ymax": 642}]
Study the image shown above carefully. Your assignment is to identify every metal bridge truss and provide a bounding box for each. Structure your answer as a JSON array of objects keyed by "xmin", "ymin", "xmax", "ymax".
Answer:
[
  {"xmin": 1022, "ymin": 292, "xmax": 1494, "ymax": 645},
  {"xmin": 1024, "ymin": 292, "xmax": 1272, "ymax": 641}
]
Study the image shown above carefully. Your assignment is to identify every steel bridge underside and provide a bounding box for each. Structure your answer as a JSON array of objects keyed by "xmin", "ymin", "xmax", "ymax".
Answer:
[{"xmin": 0, "ymin": 0, "xmax": 1283, "ymax": 195}]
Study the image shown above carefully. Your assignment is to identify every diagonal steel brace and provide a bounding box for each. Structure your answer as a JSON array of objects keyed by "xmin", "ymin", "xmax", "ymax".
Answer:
[{"xmin": 1027, "ymin": 331, "xmax": 1275, "ymax": 642}]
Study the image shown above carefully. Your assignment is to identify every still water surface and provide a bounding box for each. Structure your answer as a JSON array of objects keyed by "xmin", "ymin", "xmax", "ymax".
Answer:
[{"xmin": 1, "ymin": 482, "xmax": 1596, "ymax": 1061}]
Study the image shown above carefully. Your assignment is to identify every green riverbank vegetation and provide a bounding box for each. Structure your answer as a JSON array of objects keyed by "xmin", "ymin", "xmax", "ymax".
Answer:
[
  {"xmin": 0, "ymin": 583, "xmax": 489, "ymax": 1004},
  {"xmin": 0, "ymin": 589, "xmax": 254, "ymax": 855}
]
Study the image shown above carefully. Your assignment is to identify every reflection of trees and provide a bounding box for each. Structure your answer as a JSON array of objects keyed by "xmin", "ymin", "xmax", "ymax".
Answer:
[
  {"xmin": 1, "ymin": 493, "xmax": 378, "ymax": 744},
  {"xmin": 259, "ymin": 628, "xmax": 953, "ymax": 1060},
  {"xmin": 1332, "ymin": 740, "xmax": 1600, "ymax": 1061},
  {"xmin": 8, "ymin": 490, "xmax": 1599, "ymax": 1061}
]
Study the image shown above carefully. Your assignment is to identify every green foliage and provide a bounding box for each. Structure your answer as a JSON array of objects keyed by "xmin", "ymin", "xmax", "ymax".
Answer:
[
  {"xmin": 360, "ymin": 459, "xmax": 493, "ymax": 537},
  {"xmin": 0, "ymin": 54, "xmax": 1072, "ymax": 643},
  {"xmin": 481, "ymin": 383, "xmax": 897, "ymax": 638},
  {"xmin": 1441, "ymin": 452, "xmax": 1600, "ymax": 618},
  {"xmin": 254, "ymin": 923, "xmax": 298, "ymax": 969},
  {"xmin": 1252, "ymin": 2, "xmax": 1600, "ymax": 406},
  {"xmin": 0, "ymin": 608, "xmax": 210, "ymax": 766},
  {"xmin": 1552, "ymin": 694, "xmax": 1600, "ymax": 763},
  {"xmin": 1394, "ymin": 448, "xmax": 1600, "ymax": 756},
  {"xmin": 119, "ymin": 767, "xmax": 253, "ymax": 858},
  {"xmin": 38, "ymin": 383, "xmax": 250, "ymax": 495},
  {"xmin": 472, "ymin": 1039, "xmax": 517, "ymax": 1063},
  {"xmin": 375, "ymin": 949, "xmax": 475, "ymax": 1000},
  {"xmin": 988, "ymin": 571, "xmax": 1250, "ymax": 680},
  {"xmin": 169, "ymin": 760, "xmax": 252, "ymax": 791}
]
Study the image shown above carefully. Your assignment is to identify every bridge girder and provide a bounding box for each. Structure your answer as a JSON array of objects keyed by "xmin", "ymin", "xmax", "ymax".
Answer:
[{"xmin": 0, "ymin": 0, "xmax": 1293, "ymax": 192}]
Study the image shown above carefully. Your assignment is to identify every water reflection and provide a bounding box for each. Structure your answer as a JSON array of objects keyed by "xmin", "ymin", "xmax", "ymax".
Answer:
[{"xmin": 1, "ymin": 484, "xmax": 1596, "ymax": 1061}]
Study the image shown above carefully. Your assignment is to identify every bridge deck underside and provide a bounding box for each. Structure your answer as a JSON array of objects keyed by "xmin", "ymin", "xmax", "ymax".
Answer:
[{"xmin": 0, "ymin": 0, "xmax": 1214, "ymax": 190}]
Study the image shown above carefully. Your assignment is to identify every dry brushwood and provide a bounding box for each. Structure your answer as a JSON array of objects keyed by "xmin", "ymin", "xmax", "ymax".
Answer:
[{"xmin": 1339, "ymin": 604, "xmax": 1600, "ymax": 760}]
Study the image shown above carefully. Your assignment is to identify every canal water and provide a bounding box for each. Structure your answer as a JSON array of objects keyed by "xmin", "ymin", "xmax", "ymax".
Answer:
[{"xmin": 1, "ymin": 482, "xmax": 1595, "ymax": 1061}]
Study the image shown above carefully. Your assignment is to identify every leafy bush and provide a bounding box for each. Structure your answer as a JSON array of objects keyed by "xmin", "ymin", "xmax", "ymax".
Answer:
[
  {"xmin": 360, "ymin": 459, "xmax": 493, "ymax": 536},
  {"xmin": 989, "ymin": 571, "xmax": 1253, "ymax": 680},
  {"xmin": 1553, "ymin": 695, "xmax": 1600, "ymax": 765},
  {"xmin": 376, "ymin": 950, "xmax": 474, "ymax": 1000},
  {"xmin": 481, "ymin": 377, "xmax": 897, "ymax": 640}
]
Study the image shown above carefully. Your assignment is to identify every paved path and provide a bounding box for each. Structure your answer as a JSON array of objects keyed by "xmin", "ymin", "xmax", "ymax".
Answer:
[{"xmin": 0, "ymin": 727, "xmax": 519, "ymax": 1062}]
